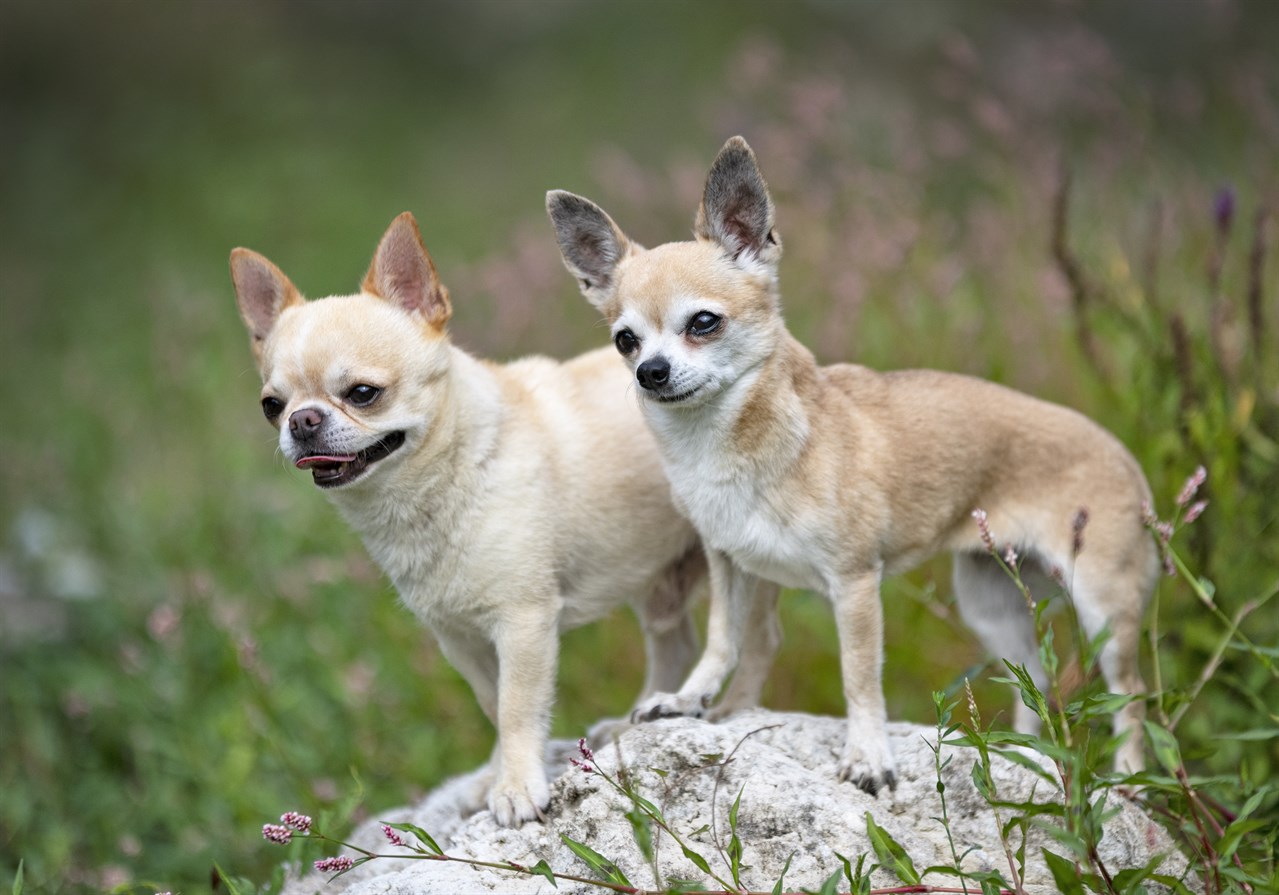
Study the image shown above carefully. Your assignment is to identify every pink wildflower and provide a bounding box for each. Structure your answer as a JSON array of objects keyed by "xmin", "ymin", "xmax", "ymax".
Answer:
[
  {"xmin": 577, "ymin": 737, "xmax": 595, "ymax": 763},
  {"xmin": 281, "ymin": 811, "xmax": 312, "ymax": 833},
  {"xmin": 1176, "ymin": 466, "xmax": 1207, "ymax": 507},
  {"xmin": 315, "ymin": 855, "xmax": 355, "ymax": 873},
  {"xmin": 972, "ymin": 509, "xmax": 995, "ymax": 553},
  {"xmin": 262, "ymin": 824, "xmax": 292, "ymax": 844},
  {"xmin": 570, "ymin": 757, "xmax": 594, "ymax": 774},
  {"xmin": 1071, "ymin": 507, "xmax": 1089, "ymax": 557},
  {"xmin": 1183, "ymin": 500, "xmax": 1208, "ymax": 524},
  {"xmin": 1140, "ymin": 500, "xmax": 1157, "ymax": 527},
  {"xmin": 1003, "ymin": 545, "xmax": 1019, "ymax": 568},
  {"xmin": 382, "ymin": 824, "xmax": 408, "ymax": 847}
]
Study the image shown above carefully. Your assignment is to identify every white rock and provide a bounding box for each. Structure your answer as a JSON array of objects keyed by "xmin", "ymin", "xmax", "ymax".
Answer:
[{"xmin": 283, "ymin": 710, "xmax": 1190, "ymax": 895}]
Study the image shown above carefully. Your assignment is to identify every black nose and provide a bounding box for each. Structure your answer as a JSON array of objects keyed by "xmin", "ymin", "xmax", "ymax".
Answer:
[
  {"xmin": 636, "ymin": 357, "xmax": 671, "ymax": 391},
  {"xmin": 288, "ymin": 407, "xmax": 325, "ymax": 439}
]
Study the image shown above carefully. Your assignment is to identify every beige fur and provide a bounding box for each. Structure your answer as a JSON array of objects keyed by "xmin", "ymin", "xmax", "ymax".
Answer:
[
  {"xmin": 230, "ymin": 213, "xmax": 781, "ymax": 825},
  {"xmin": 548, "ymin": 138, "xmax": 1157, "ymax": 794}
]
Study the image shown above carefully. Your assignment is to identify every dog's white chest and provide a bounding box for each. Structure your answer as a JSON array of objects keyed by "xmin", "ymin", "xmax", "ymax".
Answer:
[{"xmin": 669, "ymin": 460, "xmax": 823, "ymax": 592}]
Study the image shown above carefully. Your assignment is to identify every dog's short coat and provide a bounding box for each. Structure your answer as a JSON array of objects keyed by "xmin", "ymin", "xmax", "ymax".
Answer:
[
  {"xmin": 548, "ymin": 137, "xmax": 1157, "ymax": 794},
  {"xmin": 231, "ymin": 213, "xmax": 780, "ymax": 824}
]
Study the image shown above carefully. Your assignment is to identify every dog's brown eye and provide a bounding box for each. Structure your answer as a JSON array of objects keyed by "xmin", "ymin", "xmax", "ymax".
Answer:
[
  {"xmin": 688, "ymin": 312, "xmax": 721, "ymax": 336},
  {"xmin": 261, "ymin": 396, "xmax": 284, "ymax": 420},
  {"xmin": 346, "ymin": 384, "xmax": 382, "ymax": 406},
  {"xmin": 614, "ymin": 329, "xmax": 639, "ymax": 355}
]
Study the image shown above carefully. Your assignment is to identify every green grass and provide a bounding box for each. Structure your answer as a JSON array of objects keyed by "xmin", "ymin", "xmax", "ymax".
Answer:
[{"xmin": 2, "ymin": 1, "xmax": 1277, "ymax": 892}]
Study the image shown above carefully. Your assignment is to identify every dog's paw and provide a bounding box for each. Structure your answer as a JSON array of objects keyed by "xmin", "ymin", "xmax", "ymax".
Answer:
[
  {"xmin": 488, "ymin": 775, "xmax": 550, "ymax": 827},
  {"xmin": 837, "ymin": 743, "xmax": 898, "ymax": 797},
  {"xmin": 630, "ymin": 691, "xmax": 710, "ymax": 724}
]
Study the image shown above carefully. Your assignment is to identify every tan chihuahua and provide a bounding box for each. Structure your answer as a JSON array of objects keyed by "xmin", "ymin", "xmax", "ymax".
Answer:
[
  {"xmin": 231, "ymin": 213, "xmax": 780, "ymax": 824},
  {"xmin": 547, "ymin": 137, "xmax": 1157, "ymax": 794}
]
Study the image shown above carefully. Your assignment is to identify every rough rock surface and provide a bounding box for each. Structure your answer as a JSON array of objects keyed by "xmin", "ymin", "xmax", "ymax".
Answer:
[{"xmin": 283, "ymin": 710, "xmax": 1188, "ymax": 894}]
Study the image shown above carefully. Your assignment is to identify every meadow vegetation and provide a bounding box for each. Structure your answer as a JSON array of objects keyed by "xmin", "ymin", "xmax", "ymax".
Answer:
[{"xmin": 1, "ymin": 1, "xmax": 1275, "ymax": 892}]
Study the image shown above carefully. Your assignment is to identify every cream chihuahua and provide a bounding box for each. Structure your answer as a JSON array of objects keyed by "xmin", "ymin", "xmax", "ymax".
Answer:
[
  {"xmin": 548, "ymin": 137, "xmax": 1157, "ymax": 795},
  {"xmin": 231, "ymin": 213, "xmax": 779, "ymax": 824}
]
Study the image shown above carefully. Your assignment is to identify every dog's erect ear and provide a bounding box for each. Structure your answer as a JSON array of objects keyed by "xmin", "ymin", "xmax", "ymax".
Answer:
[
  {"xmin": 694, "ymin": 136, "xmax": 781, "ymax": 266},
  {"xmin": 362, "ymin": 212, "xmax": 452, "ymax": 328},
  {"xmin": 230, "ymin": 248, "xmax": 303, "ymax": 359},
  {"xmin": 546, "ymin": 190, "xmax": 634, "ymax": 310}
]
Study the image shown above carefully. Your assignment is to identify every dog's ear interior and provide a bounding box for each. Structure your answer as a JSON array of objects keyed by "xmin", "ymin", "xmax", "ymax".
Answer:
[
  {"xmin": 230, "ymin": 248, "xmax": 303, "ymax": 359},
  {"xmin": 363, "ymin": 212, "xmax": 452, "ymax": 328},
  {"xmin": 546, "ymin": 190, "xmax": 633, "ymax": 309},
  {"xmin": 694, "ymin": 136, "xmax": 781, "ymax": 265}
]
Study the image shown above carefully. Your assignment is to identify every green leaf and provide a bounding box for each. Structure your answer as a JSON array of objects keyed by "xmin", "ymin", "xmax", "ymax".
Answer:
[
  {"xmin": 560, "ymin": 834, "xmax": 631, "ymax": 887},
  {"xmin": 11, "ymin": 861, "xmax": 22, "ymax": 895},
  {"xmin": 681, "ymin": 843, "xmax": 712, "ymax": 875},
  {"xmin": 1216, "ymin": 727, "xmax": 1279, "ymax": 741},
  {"xmin": 770, "ymin": 852, "xmax": 795, "ymax": 895},
  {"xmin": 385, "ymin": 821, "xmax": 444, "ymax": 855},
  {"xmin": 728, "ymin": 784, "xmax": 746, "ymax": 888},
  {"xmin": 625, "ymin": 805, "xmax": 653, "ymax": 862},
  {"xmin": 1141, "ymin": 721, "xmax": 1182, "ymax": 775},
  {"xmin": 864, "ymin": 812, "xmax": 921, "ymax": 885},
  {"xmin": 816, "ymin": 868, "xmax": 843, "ymax": 895},
  {"xmin": 1042, "ymin": 849, "xmax": 1085, "ymax": 895},
  {"xmin": 1147, "ymin": 873, "xmax": 1197, "ymax": 895},
  {"xmin": 528, "ymin": 859, "xmax": 557, "ymax": 888}
]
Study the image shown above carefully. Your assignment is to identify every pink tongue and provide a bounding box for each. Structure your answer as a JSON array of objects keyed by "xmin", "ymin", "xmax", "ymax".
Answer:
[{"xmin": 296, "ymin": 454, "xmax": 358, "ymax": 469}]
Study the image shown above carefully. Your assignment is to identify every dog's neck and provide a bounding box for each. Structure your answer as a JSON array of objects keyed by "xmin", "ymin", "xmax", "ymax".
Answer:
[
  {"xmin": 646, "ymin": 329, "xmax": 817, "ymax": 476},
  {"xmin": 327, "ymin": 345, "xmax": 503, "ymax": 581}
]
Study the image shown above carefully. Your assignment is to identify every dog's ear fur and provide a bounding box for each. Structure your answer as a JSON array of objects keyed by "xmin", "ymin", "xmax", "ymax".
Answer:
[
  {"xmin": 230, "ymin": 248, "xmax": 304, "ymax": 362},
  {"xmin": 695, "ymin": 136, "xmax": 781, "ymax": 266},
  {"xmin": 362, "ymin": 212, "xmax": 452, "ymax": 328},
  {"xmin": 546, "ymin": 190, "xmax": 634, "ymax": 310}
]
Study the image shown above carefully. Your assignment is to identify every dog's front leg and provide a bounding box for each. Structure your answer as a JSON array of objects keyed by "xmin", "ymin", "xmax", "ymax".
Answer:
[
  {"xmin": 632, "ymin": 550, "xmax": 757, "ymax": 722},
  {"xmin": 489, "ymin": 605, "xmax": 559, "ymax": 826},
  {"xmin": 833, "ymin": 567, "xmax": 897, "ymax": 796}
]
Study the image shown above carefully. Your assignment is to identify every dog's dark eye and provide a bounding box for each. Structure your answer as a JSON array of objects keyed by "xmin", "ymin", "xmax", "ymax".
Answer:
[
  {"xmin": 346, "ymin": 384, "xmax": 382, "ymax": 406},
  {"xmin": 687, "ymin": 311, "xmax": 722, "ymax": 337},
  {"xmin": 614, "ymin": 329, "xmax": 640, "ymax": 355},
  {"xmin": 261, "ymin": 396, "xmax": 284, "ymax": 420}
]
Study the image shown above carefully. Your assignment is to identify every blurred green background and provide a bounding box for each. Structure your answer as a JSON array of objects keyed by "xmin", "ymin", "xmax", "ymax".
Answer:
[{"xmin": 2, "ymin": 1, "xmax": 1277, "ymax": 892}]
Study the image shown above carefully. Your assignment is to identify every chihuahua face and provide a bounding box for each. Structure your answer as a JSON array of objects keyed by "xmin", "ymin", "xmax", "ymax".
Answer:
[
  {"xmin": 255, "ymin": 295, "xmax": 446, "ymax": 488},
  {"xmin": 232, "ymin": 214, "xmax": 453, "ymax": 491},
  {"xmin": 603, "ymin": 242, "xmax": 782, "ymax": 408}
]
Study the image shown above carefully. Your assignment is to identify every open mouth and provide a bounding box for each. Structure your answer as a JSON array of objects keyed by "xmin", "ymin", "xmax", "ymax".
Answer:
[
  {"xmin": 653, "ymin": 386, "xmax": 700, "ymax": 404},
  {"xmin": 294, "ymin": 431, "xmax": 406, "ymax": 488}
]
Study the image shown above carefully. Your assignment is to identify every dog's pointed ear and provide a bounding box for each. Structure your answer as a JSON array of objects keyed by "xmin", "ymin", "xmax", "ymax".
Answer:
[
  {"xmin": 694, "ymin": 136, "xmax": 781, "ymax": 266},
  {"xmin": 546, "ymin": 190, "xmax": 634, "ymax": 310},
  {"xmin": 362, "ymin": 212, "xmax": 452, "ymax": 328},
  {"xmin": 230, "ymin": 247, "xmax": 303, "ymax": 361}
]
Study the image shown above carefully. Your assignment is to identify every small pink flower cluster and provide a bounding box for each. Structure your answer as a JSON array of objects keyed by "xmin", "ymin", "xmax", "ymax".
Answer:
[
  {"xmin": 972, "ymin": 508, "xmax": 995, "ymax": 553},
  {"xmin": 1071, "ymin": 507, "xmax": 1089, "ymax": 557},
  {"xmin": 262, "ymin": 824, "xmax": 292, "ymax": 844},
  {"xmin": 382, "ymin": 824, "xmax": 408, "ymax": 847},
  {"xmin": 314, "ymin": 855, "xmax": 355, "ymax": 873},
  {"xmin": 570, "ymin": 737, "xmax": 595, "ymax": 774},
  {"xmin": 1142, "ymin": 466, "xmax": 1210, "ymax": 577},
  {"xmin": 1176, "ymin": 466, "xmax": 1207, "ymax": 507},
  {"xmin": 281, "ymin": 811, "xmax": 312, "ymax": 833},
  {"xmin": 262, "ymin": 811, "xmax": 314, "ymax": 845}
]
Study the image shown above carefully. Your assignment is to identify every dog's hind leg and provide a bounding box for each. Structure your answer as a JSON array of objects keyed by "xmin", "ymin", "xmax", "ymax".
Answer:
[
  {"xmin": 711, "ymin": 578, "xmax": 782, "ymax": 719},
  {"xmin": 1067, "ymin": 540, "xmax": 1156, "ymax": 775},
  {"xmin": 952, "ymin": 551, "xmax": 1048, "ymax": 735},
  {"xmin": 637, "ymin": 544, "xmax": 707, "ymax": 697},
  {"xmin": 631, "ymin": 550, "xmax": 758, "ymax": 723}
]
